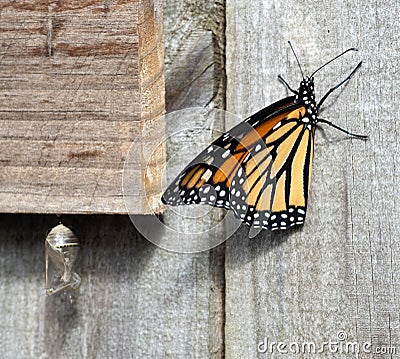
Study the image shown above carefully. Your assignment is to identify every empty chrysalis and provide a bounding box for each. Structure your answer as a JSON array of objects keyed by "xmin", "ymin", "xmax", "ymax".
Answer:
[{"xmin": 45, "ymin": 223, "xmax": 81, "ymax": 296}]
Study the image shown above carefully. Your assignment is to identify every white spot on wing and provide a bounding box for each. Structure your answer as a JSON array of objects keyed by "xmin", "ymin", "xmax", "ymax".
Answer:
[
  {"xmin": 202, "ymin": 169, "xmax": 213, "ymax": 181},
  {"xmin": 222, "ymin": 149, "xmax": 230, "ymax": 159},
  {"xmin": 273, "ymin": 122, "xmax": 281, "ymax": 130}
]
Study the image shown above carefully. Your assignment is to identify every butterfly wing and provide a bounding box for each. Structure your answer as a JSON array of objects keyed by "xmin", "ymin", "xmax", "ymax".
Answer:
[
  {"xmin": 235, "ymin": 108, "xmax": 315, "ymax": 230},
  {"xmin": 162, "ymin": 96, "xmax": 314, "ymax": 230},
  {"xmin": 162, "ymin": 96, "xmax": 296, "ymax": 207}
]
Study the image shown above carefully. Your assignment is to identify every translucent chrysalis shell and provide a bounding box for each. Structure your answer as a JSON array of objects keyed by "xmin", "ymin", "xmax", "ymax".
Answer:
[{"xmin": 45, "ymin": 224, "xmax": 81, "ymax": 296}]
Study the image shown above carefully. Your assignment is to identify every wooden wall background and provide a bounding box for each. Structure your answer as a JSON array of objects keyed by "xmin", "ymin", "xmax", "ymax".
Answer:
[{"xmin": 0, "ymin": 1, "xmax": 398, "ymax": 359}]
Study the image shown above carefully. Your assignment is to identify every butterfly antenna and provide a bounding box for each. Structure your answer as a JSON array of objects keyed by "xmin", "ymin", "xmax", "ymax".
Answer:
[
  {"xmin": 311, "ymin": 48, "xmax": 358, "ymax": 77},
  {"xmin": 288, "ymin": 41, "xmax": 304, "ymax": 79}
]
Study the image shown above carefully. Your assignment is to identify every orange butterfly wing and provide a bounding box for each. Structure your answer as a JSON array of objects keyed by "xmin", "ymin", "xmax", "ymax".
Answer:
[{"xmin": 162, "ymin": 96, "xmax": 314, "ymax": 230}]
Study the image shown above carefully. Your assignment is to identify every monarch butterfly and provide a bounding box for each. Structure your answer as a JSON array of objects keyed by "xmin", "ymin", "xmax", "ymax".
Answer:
[{"xmin": 162, "ymin": 42, "xmax": 367, "ymax": 231}]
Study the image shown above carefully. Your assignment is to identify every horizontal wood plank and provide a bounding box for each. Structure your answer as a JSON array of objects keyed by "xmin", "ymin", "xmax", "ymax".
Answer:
[{"xmin": 0, "ymin": 0, "xmax": 165, "ymax": 214}]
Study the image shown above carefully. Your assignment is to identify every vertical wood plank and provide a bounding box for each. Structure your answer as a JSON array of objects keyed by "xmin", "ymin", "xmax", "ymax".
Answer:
[
  {"xmin": 225, "ymin": 0, "xmax": 399, "ymax": 357},
  {"xmin": 162, "ymin": 0, "xmax": 226, "ymax": 357}
]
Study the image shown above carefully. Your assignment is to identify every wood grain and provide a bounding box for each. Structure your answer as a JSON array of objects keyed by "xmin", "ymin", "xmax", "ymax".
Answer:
[
  {"xmin": 225, "ymin": 0, "xmax": 399, "ymax": 357},
  {"xmin": 162, "ymin": 0, "xmax": 226, "ymax": 357},
  {"xmin": 0, "ymin": 0, "xmax": 165, "ymax": 214}
]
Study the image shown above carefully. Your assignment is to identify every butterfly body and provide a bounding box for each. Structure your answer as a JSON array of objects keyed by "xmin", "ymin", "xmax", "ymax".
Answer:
[{"xmin": 162, "ymin": 48, "xmax": 365, "ymax": 231}]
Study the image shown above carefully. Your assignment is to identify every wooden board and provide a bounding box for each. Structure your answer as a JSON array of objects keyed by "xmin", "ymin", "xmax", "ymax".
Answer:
[
  {"xmin": 0, "ymin": 0, "xmax": 165, "ymax": 214},
  {"xmin": 162, "ymin": 0, "xmax": 226, "ymax": 356},
  {"xmin": 225, "ymin": 0, "xmax": 400, "ymax": 357}
]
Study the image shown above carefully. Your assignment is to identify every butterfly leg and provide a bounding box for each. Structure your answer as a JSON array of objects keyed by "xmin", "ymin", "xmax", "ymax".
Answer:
[
  {"xmin": 317, "ymin": 61, "xmax": 362, "ymax": 111},
  {"xmin": 317, "ymin": 118, "xmax": 367, "ymax": 139},
  {"xmin": 278, "ymin": 75, "xmax": 298, "ymax": 95}
]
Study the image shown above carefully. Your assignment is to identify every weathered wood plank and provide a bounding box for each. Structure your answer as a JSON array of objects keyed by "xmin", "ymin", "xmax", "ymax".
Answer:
[
  {"xmin": 225, "ymin": 0, "xmax": 399, "ymax": 357},
  {"xmin": 161, "ymin": 0, "xmax": 226, "ymax": 357},
  {"xmin": 0, "ymin": 215, "xmax": 213, "ymax": 357},
  {"xmin": 0, "ymin": 0, "xmax": 165, "ymax": 214}
]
